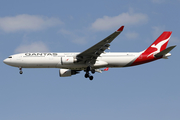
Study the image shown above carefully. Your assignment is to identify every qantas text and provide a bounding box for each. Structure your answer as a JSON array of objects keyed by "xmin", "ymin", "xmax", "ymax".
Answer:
[{"xmin": 25, "ymin": 53, "xmax": 58, "ymax": 56}]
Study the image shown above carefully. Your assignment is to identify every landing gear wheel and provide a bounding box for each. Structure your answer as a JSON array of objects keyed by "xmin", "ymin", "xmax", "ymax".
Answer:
[
  {"xmin": 89, "ymin": 76, "xmax": 93, "ymax": 80},
  {"xmin": 19, "ymin": 71, "xmax": 23, "ymax": 74},
  {"xmin": 85, "ymin": 66, "xmax": 94, "ymax": 80},
  {"xmin": 19, "ymin": 67, "xmax": 23, "ymax": 74},
  {"xmin": 85, "ymin": 73, "xmax": 89, "ymax": 78},
  {"xmin": 91, "ymin": 69, "xmax": 95, "ymax": 74}
]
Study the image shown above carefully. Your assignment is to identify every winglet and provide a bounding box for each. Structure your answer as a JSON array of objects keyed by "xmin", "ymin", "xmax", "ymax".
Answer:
[
  {"xmin": 117, "ymin": 26, "xmax": 124, "ymax": 32},
  {"xmin": 103, "ymin": 67, "xmax": 109, "ymax": 71}
]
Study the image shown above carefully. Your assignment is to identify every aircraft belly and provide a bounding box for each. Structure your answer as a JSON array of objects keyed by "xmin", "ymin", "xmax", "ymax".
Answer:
[
  {"xmin": 56, "ymin": 64, "xmax": 87, "ymax": 70},
  {"xmin": 101, "ymin": 56, "xmax": 135, "ymax": 67}
]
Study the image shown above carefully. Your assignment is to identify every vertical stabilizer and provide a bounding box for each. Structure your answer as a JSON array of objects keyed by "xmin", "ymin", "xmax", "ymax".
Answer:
[
  {"xmin": 131, "ymin": 31, "xmax": 172, "ymax": 66},
  {"xmin": 144, "ymin": 31, "xmax": 172, "ymax": 57}
]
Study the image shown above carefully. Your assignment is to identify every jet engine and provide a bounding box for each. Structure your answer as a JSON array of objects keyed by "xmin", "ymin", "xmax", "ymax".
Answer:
[{"xmin": 59, "ymin": 69, "xmax": 79, "ymax": 77}]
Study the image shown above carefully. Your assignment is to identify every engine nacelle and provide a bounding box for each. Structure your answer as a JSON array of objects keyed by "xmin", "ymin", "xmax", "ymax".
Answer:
[
  {"xmin": 59, "ymin": 69, "xmax": 79, "ymax": 77},
  {"xmin": 61, "ymin": 57, "xmax": 75, "ymax": 65}
]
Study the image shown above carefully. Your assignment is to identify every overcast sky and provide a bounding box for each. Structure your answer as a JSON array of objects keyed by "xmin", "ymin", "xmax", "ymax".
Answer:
[{"xmin": 0, "ymin": 0, "xmax": 180, "ymax": 120}]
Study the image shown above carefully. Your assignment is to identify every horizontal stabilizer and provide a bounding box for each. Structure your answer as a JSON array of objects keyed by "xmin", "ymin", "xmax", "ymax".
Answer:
[{"xmin": 154, "ymin": 45, "xmax": 176, "ymax": 58}]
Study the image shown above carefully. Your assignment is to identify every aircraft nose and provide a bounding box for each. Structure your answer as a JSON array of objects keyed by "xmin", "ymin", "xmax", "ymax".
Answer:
[{"xmin": 3, "ymin": 58, "xmax": 9, "ymax": 64}]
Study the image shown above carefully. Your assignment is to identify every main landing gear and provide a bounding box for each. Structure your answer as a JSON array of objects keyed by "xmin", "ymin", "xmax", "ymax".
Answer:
[
  {"xmin": 84, "ymin": 66, "xmax": 94, "ymax": 80},
  {"xmin": 19, "ymin": 67, "xmax": 23, "ymax": 74}
]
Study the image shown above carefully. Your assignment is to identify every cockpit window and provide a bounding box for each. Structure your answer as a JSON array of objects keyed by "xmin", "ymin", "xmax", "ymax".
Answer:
[{"xmin": 8, "ymin": 56, "xmax": 12, "ymax": 58}]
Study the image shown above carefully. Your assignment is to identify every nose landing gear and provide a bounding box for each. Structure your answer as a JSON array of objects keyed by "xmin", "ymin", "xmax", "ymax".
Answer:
[{"xmin": 19, "ymin": 67, "xmax": 23, "ymax": 74}]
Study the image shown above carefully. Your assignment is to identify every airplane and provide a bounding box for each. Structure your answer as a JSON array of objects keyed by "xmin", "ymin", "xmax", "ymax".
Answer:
[{"xmin": 3, "ymin": 26, "xmax": 176, "ymax": 80}]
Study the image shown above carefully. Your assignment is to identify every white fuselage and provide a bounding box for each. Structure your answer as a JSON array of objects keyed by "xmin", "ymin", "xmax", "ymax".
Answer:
[
  {"xmin": 3, "ymin": 52, "xmax": 141, "ymax": 70},
  {"xmin": 3, "ymin": 27, "xmax": 174, "ymax": 80}
]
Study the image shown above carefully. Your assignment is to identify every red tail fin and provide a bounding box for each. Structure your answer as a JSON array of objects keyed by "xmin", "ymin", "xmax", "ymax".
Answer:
[
  {"xmin": 131, "ymin": 31, "xmax": 172, "ymax": 66},
  {"xmin": 143, "ymin": 31, "xmax": 172, "ymax": 57}
]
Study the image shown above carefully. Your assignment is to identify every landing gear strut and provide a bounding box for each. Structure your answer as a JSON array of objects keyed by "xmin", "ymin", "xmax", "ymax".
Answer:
[
  {"xmin": 84, "ymin": 66, "xmax": 94, "ymax": 80},
  {"xmin": 19, "ymin": 67, "xmax": 23, "ymax": 74}
]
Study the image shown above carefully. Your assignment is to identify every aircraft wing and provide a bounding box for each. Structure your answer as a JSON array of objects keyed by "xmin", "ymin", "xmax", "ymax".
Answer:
[{"xmin": 76, "ymin": 26, "xmax": 124, "ymax": 64}]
